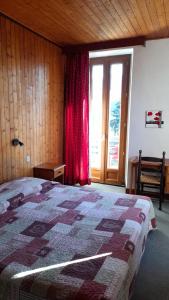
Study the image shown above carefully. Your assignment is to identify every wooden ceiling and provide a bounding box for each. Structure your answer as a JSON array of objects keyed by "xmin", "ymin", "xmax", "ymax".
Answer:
[{"xmin": 0, "ymin": 0, "xmax": 169, "ymax": 46}]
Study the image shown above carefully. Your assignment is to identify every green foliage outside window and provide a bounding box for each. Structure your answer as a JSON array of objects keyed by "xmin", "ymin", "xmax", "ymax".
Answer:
[{"xmin": 110, "ymin": 100, "xmax": 120, "ymax": 135}]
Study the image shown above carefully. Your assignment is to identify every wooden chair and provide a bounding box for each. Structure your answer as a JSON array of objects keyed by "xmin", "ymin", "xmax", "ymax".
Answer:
[{"xmin": 136, "ymin": 150, "xmax": 166, "ymax": 210}]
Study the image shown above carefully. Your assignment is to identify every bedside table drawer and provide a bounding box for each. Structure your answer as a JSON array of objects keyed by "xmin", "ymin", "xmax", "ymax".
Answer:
[{"xmin": 54, "ymin": 167, "xmax": 64, "ymax": 178}]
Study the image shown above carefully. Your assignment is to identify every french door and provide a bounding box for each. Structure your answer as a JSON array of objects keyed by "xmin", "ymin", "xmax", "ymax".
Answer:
[{"xmin": 89, "ymin": 55, "xmax": 130, "ymax": 185}]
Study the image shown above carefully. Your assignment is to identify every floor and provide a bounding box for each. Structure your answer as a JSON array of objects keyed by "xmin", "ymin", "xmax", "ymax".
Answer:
[
  {"xmin": 131, "ymin": 200, "xmax": 169, "ymax": 300},
  {"xmin": 90, "ymin": 183, "xmax": 169, "ymax": 300},
  {"xmin": 90, "ymin": 182, "xmax": 125, "ymax": 193}
]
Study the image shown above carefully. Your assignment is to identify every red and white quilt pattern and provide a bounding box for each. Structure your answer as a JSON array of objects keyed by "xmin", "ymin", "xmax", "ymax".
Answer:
[{"xmin": 0, "ymin": 177, "xmax": 156, "ymax": 300}]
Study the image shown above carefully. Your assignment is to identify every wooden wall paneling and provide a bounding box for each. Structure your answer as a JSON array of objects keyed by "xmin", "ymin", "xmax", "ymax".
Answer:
[
  {"xmin": 50, "ymin": 44, "xmax": 55, "ymax": 161},
  {"xmin": 15, "ymin": 24, "xmax": 22, "ymax": 178},
  {"xmin": 25, "ymin": 30, "xmax": 30, "ymax": 176},
  {"xmin": 21, "ymin": 25, "xmax": 27, "ymax": 176},
  {"xmin": 10, "ymin": 20, "xmax": 16, "ymax": 178},
  {"xmin": 12, "ymin": 20, "xmax": 18, "ymax": 177},
  {"xmin": 39, "ymin": 37, "xmax": 43, "ymax": 164},
  {"xmin": 11, "ymin": 21, "xmax": 18, "ymax": 178},
  {"xmin": 41, "ymin": 38, "xmax": 46, "ymax": 163},
  {"xmin": 45, "ymin": 42, "xmax": 49, "ymax": 161},
  {"xmin": 38, "ymin": 37, "xmax": 43, "ymax": 164},
  {"xmin": 23, "ymin": 27, "xmax": 29, "ymax": 176},
  {"xmin": 53, "ymin": 50, "xmax": 58, "ymax": 162},
  {"xmin": 13, "ymin": 23, "xmax": 22, "ymax": 177},
  {"xmin": 6, "ymin": 18, "xmax": 11, "ymax": 180},
  {"xmin": 40, "ymin": 39, "xmax": 44, "ymax": 162},
  {"xmin": 29, "ymin": 32, "xmax": 33, "ymax": 172},
  {"xmin": 34, "ymin": 36, "xmax": 39, "ymax": 167},
  {"xmin": 55, "ymin": 45, "xmax": 63, "ymax": 162},
  {"xmin": 29, "ymin": 30, "xmax": 34, "ymax": 174},
  {"xmin": 29, "ymin": 31, "xmax": 34, "ymax": 171},
  {"xmin": 46, "ymin": 42, "xmax": 50, "ymax": 162},
  {"xmin": 0, "ymin": 14, "xmax": 64, "ymax": 183},
  {"xmin": 31, "ymin": 33, "xmax": 36, "ymax": 169},
  {"xmin": 16, "ymin": 24, "xmax": 21, "ymax": 175},
  {"xmin": 43, "ymin": 40, "xmax": 47, "ymax": 162},
  {"xmin": 52, "ymin": 45, "xmax": 57, "ymax": 161},
  {"xmin": 0, "ymin": 16, "xmax": 3, "ymax": 181},
  {"xmin": 44, "ymin": 41, "xmax": 48, "ymax": 162},
  {"xmin": 4, "ymin": 18, "xmax": 11, "ymax": 180},
  {"xmin": 28, "ymin": 32, "xmax": 33, "ymax": 175},
  {"xmin": 49, "ymin": 45, "xmax": 54, "ymax": 161},
  {"xmin": 20, "ymin": 25, "xmax": 25, "ymax": 176},
  {"xmin": 2, "ymin": 18, "xmax": 7, "ymax": 180},
  {"xmin": 37, "ymin": 38, "xmax": 41, "ymax": 163},
  {"xmin": 14, "ymin": 22, "xmax": 21, "ymax": 177},
  {"xmin": 6, "ymin": 19, "xmax": 12, "ymax": 179}
]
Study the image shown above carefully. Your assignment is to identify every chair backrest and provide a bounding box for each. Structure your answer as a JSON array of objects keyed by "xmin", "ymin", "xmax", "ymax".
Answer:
[{"xmin": 137, "ymin": 150, "xmax": 166, "ymax": 184}]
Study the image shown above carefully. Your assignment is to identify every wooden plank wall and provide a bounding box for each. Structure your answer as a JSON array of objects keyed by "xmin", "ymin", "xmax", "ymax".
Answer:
[{"xmin": 0, "ymin": 15, "xmax": 64, "ymax": 183}]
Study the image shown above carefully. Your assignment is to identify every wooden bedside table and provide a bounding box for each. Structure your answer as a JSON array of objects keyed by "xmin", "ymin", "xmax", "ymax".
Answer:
[{"xmin": 33, "ymin": 162, "xmax": 65, "ymax": 184}]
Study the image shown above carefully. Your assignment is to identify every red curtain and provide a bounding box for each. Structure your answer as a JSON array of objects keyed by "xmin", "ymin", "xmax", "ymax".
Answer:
[{"xmin": 64, "ymin": 50, "xmax": 91, "ymax": 186}]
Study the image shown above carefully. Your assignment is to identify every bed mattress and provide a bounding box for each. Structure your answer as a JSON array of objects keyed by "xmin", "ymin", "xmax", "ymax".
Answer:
[{"xmin": 0, "ymin": 177, "xmax": 156, "ymax": 300}]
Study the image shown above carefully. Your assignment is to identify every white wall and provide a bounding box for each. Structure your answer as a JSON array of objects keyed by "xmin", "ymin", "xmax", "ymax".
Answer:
[{"xmin": 126, "ymin": 38, "xmax": 169, "ymax": 187}]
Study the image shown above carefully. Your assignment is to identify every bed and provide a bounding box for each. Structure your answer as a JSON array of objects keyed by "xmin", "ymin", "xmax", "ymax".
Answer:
[{"xmin": 0, "ymin": 177, "xmax": 156, "ymax": 300}]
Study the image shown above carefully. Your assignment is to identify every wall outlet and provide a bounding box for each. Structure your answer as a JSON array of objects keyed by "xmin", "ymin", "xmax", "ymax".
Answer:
[{"xmin": 26, "ymin": 155, "xmax": 31, "ymax": 163}]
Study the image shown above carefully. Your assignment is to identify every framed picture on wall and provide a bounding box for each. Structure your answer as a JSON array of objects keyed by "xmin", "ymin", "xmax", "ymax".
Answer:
[{"xmin": 145, "ymin": 110, "xmax": 164, "ymax": 128}]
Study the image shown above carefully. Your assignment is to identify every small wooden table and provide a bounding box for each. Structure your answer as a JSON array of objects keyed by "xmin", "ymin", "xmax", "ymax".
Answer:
[
  {"xmin": 129, "ymin": 156, "xmax": 169, "ymax": 194},
  {"xmin": 33, "ymin": 162, "xmax": 65, "ymax": 184}
]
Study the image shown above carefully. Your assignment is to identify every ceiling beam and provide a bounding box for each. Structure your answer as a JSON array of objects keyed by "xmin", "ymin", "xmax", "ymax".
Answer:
[{"xmin": 63, "ymin": 36, "xmax": 146, "ymax": 54}]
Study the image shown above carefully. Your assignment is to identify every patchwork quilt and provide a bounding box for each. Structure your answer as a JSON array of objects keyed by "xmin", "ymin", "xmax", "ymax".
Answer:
[{"xmin": 0, "ymin": 177, "xmax": 156, "ymax": 300}]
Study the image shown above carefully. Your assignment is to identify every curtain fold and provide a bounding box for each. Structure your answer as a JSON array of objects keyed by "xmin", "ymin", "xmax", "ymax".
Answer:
[{"xmin": 64, "ymin": 50, "xmax": 91, "ymax": 186}]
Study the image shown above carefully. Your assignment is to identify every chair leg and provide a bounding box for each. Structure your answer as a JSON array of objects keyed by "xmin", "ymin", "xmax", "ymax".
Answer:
[
  {"xmin": 159, "ymin": 187, "xmax": 164, "ymax": 211},
  {"xmin": 159, "ymin": 198, "xmax": 162, "ymax": 210},
  {"xmin": 136, "ymin": 183, "xmax": 140, "ymax": 195},
  {"xmin": 162, "ymin": 186, "xmax": 165, "ymax": 203}
]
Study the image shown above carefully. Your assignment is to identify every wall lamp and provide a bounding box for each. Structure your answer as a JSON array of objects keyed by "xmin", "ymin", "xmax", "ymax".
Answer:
[{"xmin": 12, "ymin": 138, "xmax": 24, "ymax": 146}]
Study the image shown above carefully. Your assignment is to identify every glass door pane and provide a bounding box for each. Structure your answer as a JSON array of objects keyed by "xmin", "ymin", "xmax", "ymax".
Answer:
[
  {"xmin": 90, "ymin": 65, "xmax": 103, "ymax": 169},
  {"xmin": 107, "ymin": 64, "xmax": 123, "ymax": 169}
]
